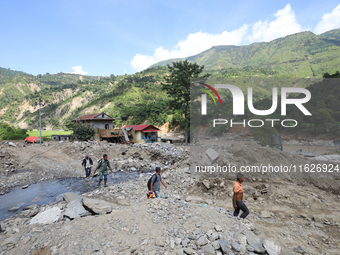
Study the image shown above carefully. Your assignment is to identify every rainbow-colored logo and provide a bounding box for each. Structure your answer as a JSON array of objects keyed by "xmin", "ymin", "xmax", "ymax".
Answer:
[{"xmin": 200, "ymin": 82, "xmax": 222, "ymax": 106}]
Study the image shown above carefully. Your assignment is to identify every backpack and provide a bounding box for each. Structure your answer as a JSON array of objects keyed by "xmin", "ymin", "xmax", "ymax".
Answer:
[{"xmin": 147, "ymin": 174, "xmax": 158, "ymax": 190}]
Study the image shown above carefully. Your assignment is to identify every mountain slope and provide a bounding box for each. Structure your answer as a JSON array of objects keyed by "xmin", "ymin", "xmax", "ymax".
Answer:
[{"xmin": 152, "ymin": 29, "xmax": 340, "ymax": 78}]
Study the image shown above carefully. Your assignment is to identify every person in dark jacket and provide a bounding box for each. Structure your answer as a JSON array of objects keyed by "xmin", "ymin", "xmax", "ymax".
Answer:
[{"xmin": 82, "ymin": 155, "xmax": 93, "ymax": 178}]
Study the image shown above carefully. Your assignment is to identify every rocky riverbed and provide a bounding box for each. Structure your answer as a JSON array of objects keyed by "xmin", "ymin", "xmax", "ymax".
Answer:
[{"xmin": 0, "ymin": 140, "xmax": 340, "ymax": 254}]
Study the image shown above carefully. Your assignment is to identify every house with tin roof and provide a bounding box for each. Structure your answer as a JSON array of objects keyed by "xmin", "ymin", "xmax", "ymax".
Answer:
[
  {"xmin": 122, "ymin": 125, "xmax": 161, "ymax": 143},
  {"xmin": 73, "ymin": 112, "xmax": 115, "ymax": 129}
]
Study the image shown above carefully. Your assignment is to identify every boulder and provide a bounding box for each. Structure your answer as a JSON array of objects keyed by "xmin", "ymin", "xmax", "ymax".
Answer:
[
  {"xmin": 63, "ymin": 199, "xmax": 87, "ymax": 219},
  {"xmin": 245, "ymin": 231, "xmax": 266, "ymax": 254},
  {"xmin": 196, "ymin": 236, "xmax": 208, "ymax": 246},
  {"xmin": 8, "ymin": 205, "xmax": 21, "ymax": 212},
  {"xmin": 205, "ymin": 148, "xmax": 219, "ymax": 162},
  {"xmin": 63, "ymin": 192, "xmax": 82, "ymax": 203},
  {"xmin": 83, "ymin": 198, "xmax": 112, "ymax": 215},
  {"xmin": 201, "ymin": 244, "xmax": 215, "ymax": 255},
  {"xmin": 218, "ymin": 239, "xmax": 229, "ymax": 253},
  {"xmin": 231, "ymin": 242, "xmax": 241, "ymax": 252},
  {"xmin": 30, "ymin": 207, "xmax": 62, "ymax": 224},
  {"xmin": 263, "ymin": 239, "xmax": 281, "ymax": 255}
]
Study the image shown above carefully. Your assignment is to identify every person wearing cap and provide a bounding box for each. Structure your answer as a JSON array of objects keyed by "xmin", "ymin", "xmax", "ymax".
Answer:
[
  {"xmin": 82, "ymin": 155, "xmax": 93, "ymax": 178},
  {"xmin": 233, "ymin": 172, "xmax": 249, "ymax": 219},
  {"xmin": 150, "ymin": 167, "xmax": 167, "ymax": 198}
]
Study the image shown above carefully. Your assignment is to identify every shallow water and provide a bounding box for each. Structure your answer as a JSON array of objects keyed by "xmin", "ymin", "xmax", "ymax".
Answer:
[{"xmin": 0, "ymin": 171, "xmax": 150, "ymax": 222}]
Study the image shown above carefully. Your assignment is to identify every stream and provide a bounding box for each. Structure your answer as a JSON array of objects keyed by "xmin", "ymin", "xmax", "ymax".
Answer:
[{"xmin": 0, "ymin": 171, "xmax": 151, "ymax": 222}]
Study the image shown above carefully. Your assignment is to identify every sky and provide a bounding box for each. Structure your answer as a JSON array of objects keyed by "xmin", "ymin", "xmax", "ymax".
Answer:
[{"xmin": 0, "ymin": 0, "xmax": 340, "ymax": 77}]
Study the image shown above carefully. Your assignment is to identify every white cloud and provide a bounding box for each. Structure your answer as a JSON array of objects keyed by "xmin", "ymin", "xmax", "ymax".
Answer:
[
  {"xmin": 315, "ymin": 5, "xmax": 340, "ymax": 34},
  {"xmin": 247, "ymin": 4, "xmax": 303, "ymax": 43},
  {"xmin": 131, "ymin": 25, "xmax": 248, "ymax": 71},
  {"xmin": 71, "ymin": 65, "xmax": 88, "ymax": 75}
]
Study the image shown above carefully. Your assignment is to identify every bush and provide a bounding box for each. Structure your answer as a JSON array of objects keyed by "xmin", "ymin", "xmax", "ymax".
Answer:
[
  {"xmin": 0, "ymin": 123, "xmax": 28, "ymax": 140},
  {"xmin": 71, "ymin": 123, "xmax": 96, "ymax": 141},
  {"xmin": 29, "ymin": 127, "xmax": 33, "ymax": 132}
]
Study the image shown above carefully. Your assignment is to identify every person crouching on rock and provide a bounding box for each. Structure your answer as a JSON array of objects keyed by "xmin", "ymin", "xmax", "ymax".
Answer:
[
  {"xmin": 233, "ymin": 172, "xmax": 249, "ymax": 219},
  {"xmin": 82, "ymin": 154, "xmax": 93, "ymax": 178},
  {"xmin": 93, "ymin": 154, "xmax": 113, "ymax": 188},
  {"xmin": 150, "ymin": 167, "xmax": 167, "ymax": 198}
]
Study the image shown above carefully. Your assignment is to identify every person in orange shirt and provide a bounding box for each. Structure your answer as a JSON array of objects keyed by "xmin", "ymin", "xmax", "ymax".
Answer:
[{"xmin": 233, "ymin": 172, "xmax": 249, "ymax": 219}]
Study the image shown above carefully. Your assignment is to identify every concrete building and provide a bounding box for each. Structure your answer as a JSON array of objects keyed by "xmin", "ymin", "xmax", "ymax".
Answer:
[
  {"xmin": 73, "ymin": 112, "xmax": 115, "ymax": 129},
  {"xmin": 51, "ymin": 134, "xmax": 72, "ymax": 141},
  {"xmin": 122, "ymin": 125, "xmax": 161, "ymax": 143}
]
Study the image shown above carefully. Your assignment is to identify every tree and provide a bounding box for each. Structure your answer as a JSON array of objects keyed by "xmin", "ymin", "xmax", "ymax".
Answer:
[
  {"xmin": 110, "ymin": 74, "xmax": 116, "ymax": 81},
  {"xmin": 163, "ymin": 60, "xmax": 210, "ymax": 144},
  {"xmin": 71, "ymin": 123, "xmax": 96, "ymax": 141}
]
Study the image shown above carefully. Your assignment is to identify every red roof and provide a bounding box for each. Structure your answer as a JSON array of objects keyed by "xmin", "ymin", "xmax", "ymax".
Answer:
[
  {"xmin": 73, "ymin": 112, "xmax": 114, "ymax": 121},
  {"xmin": 123, "ymin": 125, "xmax": 161, "ymax": 132}
]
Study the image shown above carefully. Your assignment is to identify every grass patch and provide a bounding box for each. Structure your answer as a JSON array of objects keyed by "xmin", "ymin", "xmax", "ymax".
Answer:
[{"xmin": 27, "ymin": 130, "xmax": 73, "ymax": 139}]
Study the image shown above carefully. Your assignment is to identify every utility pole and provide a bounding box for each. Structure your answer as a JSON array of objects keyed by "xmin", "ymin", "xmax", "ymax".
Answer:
[{"xmin": 35, "ymin": 99, "xmax": 44, "ymax": 145}]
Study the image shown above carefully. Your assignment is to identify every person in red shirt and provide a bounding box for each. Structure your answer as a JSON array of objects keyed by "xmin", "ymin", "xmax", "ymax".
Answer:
[{"xmin": 233, "ymin": 172, "xmax": 249, "ymax": 219}]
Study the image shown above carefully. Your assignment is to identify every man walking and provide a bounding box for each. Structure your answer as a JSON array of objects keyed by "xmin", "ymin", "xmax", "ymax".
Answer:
[
  {"xmin": 233, "ymin": 172, "xmax": 249, "ymax": 219},
  {"xmin": 150, "ymin": 167, "xmax": 167, "ymax": 198},
  {"xmin": 93, "ymin": 154, "xmax": 113, "ymax": 188},
  {"xmin": 82, "ymin": 155, "xmax": 93, "ymax": 178}
]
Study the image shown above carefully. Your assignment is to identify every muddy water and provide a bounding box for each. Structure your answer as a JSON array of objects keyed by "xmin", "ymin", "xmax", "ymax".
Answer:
[{"xmin": 0, "ymin": 171, "xmax": 151, "ymax": 222}]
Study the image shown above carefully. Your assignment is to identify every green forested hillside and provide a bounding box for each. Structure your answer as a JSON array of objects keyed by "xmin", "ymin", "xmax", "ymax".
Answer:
[
  {"xmin": 0, "ymin": 66, "xmax": 171, "ymax": 129},
  {"xmin": 153, "ymin": 29, "xmax": 340, "ymax": 78}
]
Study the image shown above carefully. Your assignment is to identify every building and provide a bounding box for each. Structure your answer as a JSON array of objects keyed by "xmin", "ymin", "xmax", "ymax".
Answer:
[
  {"xmin": 73, "ymin": 112, "xmax": 115, "ymax": 129},
  {"xmin": 51, "ymin": 134, "xmax": 72, "ymax": 141},
  {"xmin": 122, "ymin": 125, "xmax": 161, "ymax": 143}
]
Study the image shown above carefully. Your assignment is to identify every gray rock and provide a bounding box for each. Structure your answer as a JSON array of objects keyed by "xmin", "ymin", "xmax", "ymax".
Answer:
[
  {"xmin": 8, "ymin": 142, "xmax": 17, "ymax": 147},
  {"xmin": 63, "ymin": 199, "xmax": 87, "ymax": 219},
  {"xmin": 183, "ymin": 248, "xmax": 195, "ymax": 255},
  {"xmin": 155, "ymin": 238, "xmax": 165, "ymax": 247},
  {"xmin": 63, "ymin": 192, "xmax": 82, "ymax": 203},
  {"xmin": 293, "ymin": 246, "xmax": 307, "ymax": 254},
  {"xmin": 218, "ymin": 239, "xmax": 230, "ymax": 253},
  {"xmin": 175, "ymin": 238, "xmax": 182, "ymax": 245},
  {"xmin": 23, "ymin": 204, "xmax": 38, "ymax": 210},
  {"xmin": 215, "ymin": 225, "xmax": 222, "ymax": 232},
  {"xmin": 209, "ymin": 233, "xmax": 219, "ymax": 241},
  {"xmin": 260, "ymin": 211, "xmax": 271, "ymax": 218},
  {"xmin": 185, "ymin": 196, "xmax": 203, "ymax": 203},
  {"xmin": 246, "ymin": 231, "xmax": 266, "ymax": 254},
  {"xmin": 30, "ymin": 207, "xmax": 62, "ymax": 224},
  {"xmin": 263, "ymin": 239, "xmax": 281, "ymax": 255},
  {"xmin": 201, "ymin": 244, "xmax": 215, "ymax": 255},
  {"xmin": 211, "ymin": 240, "xmax": 220, "ymax": 250},
  {"xmin": 22, "ymin": 185, "xmax": 29, "ymax": 189},
  {"xmin": 182, "ymin": 238, "xmax": 190, "ymax": 247},
  {"xmin": 205, "ymin": 148, "xmax": 219, "ymax": 162},
  {"xmin": 246, "ymin": 244, "xmax": 255, "ymax": 252},
  {"xmin": 231, "ymin": 242, "xmax": 241, "ymax": 252},
  {"xmin": 195, "ymin": 223, "xmax": 200, "ymax": 228},
  {"xmin": 49, "ymin": 194, "xmax": 65, "ymax": 206},
  {"xmin": 202, "ymin": 180, "xmax": 210, "ymax": 189},
  {"xmin": 170, "ymin": 240, "xmax": 175, "ymax": 249},
  {"xmin": 196, "ymin": 236, "xmax": 208, "ymax": 246},
  {"xmin": 83, "ymin": 198, "xmax": 112, "ymax": 215},
  {"xmin": 1, "ymin": 236, "xmax": 18, "ymax": 247},
  {"xmin": 8, "ymin": 205, "xmax": 21, "ymax": 212}
]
